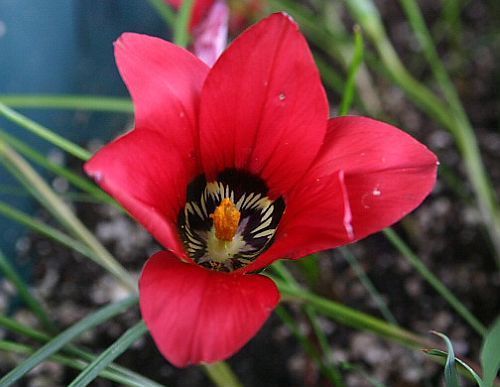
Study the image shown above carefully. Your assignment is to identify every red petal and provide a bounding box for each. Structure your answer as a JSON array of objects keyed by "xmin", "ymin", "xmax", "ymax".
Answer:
[
  {"xmin": 86, "ymin": 33, "xmax": 210, "ymax": 256},
  {"xmin": 139, "ymin": 251, "xmax": 280, "ymax": 367},
  {"xmin": 317, "ymin": 116, "xmax": 438, "ymax": 239},
  {"xmin": 244, "ymin": 116, "xmax": 438, "ymax": 272},
  {"xmin": 84, "ymin": 130, "xmax": 191, "ymax": 259},
  {"xmin": 199, "ymin": 12, "xmax": 328, "ymax": 198},
  {"xmin": 243, "ymin": 169, "xmax": 353, "ymax": 272},
  {"xmin": 114, "ymin": 33, "xmax": 208, "ymax": 157}
]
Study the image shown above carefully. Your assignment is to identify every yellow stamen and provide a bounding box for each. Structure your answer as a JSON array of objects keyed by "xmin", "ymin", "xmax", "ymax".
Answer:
[{"xmin": 210, "ymin": 198, "xmax": 241, "ymax": 241}]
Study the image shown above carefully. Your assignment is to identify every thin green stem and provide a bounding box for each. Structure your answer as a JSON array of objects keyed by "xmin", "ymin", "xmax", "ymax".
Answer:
[
  {"xmin": 276, "ymin": 306, "xmax": 344, "ymax": 385},
  {"xmin": 68, "ymin": 321, "xmax": 149, "ymax": 387},
  {"xmin": 268, "ymin": 0, "xmax": 383, "ymax": 116},
  {"xmin": 146, "ymin": 0, "xmax": 176, "ymax": 27},
  {"xmin": 0, "ymin": 94, "xmax": 133, "ymax": 113},
  {"xmin": 340, "ymin": 247, "xmax": 398, "ymax": 325},
  {"xmin": 339, "ymin": 26, "xmax": 364, "ymax": 116},
  {"xmin": 275, "ymin": 278, "xmax": 435, "ymax": 349},
  {"xmin": 345, "ymin": 0, "xmax": 500, "ymax": 266},
  {"xmin": 0, "ymin": 340, "xmax": 153, "ymax": 387},
  {"xmin": 0, "ymin": 184, "xmax": 111, "ymax": 203},
  {"xmin": 398, "ymin": 0, "xmax": 500, "ymax": 267},
  {"xmin": 0, "ymin": 201, "xmax": 103, "ymax": 264},
  {"xmin": 0, "ymin": 296, "xmax": 138, "ymax": 386},
  {"xmin": 174, "ymin": 0, "xmax": 195, "ymax": 47},
  {"xmin": 0, "ymin": 249, "xmax": 55, "ymax": 333},
  {"xmin": 0, "ymin": 315, "xmax": 163, "ymax": 387},
  {"xmin": 0, "ymin": 128, "xmax": 114, "ymax": 205},
  {"xmin": 0, "ymin": 102, "xmax": 91, "ymax": 161},
  {"xmin": 383, "ymin": 228, "xmax": 487, "ymax": 336},
  {"xmin": 202, "ymin": 362, "xmax": 244, "ymax": 387},
  {"xmin": 304, "ymin": 306, "xmax": 346, "ymax": 386},
  {"xmin": 272, "ymin": 261, "xmax": 346, "ymax": 386}
]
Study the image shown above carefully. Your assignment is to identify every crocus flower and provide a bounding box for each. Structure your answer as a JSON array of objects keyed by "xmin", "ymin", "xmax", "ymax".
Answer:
[{"xmin": 85, "ymin": 13, "xmax": 438, "ymax": 367}]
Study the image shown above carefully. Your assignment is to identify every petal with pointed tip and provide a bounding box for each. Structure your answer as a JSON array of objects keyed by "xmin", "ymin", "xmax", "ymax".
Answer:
[
  {"xmin": 85, "ymin": 130, "xmax": 192, "ymax": 259},
  {"xmin": 200, "ymin": 13, "xmax": 328, "ymax": 198},
  {"xmin": 244, "ymin": 116, "xmax": 438, "ymax": 271}
]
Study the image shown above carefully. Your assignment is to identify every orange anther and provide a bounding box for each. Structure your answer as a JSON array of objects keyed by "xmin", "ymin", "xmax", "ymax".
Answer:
[{"xmin": 210, "ymin": 198, "xmax": 241, "ymax": 241}]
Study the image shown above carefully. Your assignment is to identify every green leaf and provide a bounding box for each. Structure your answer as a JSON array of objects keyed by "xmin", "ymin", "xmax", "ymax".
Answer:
[
  {"xmin": 0, "ymin": 102, "xmax": 91, "ymax": 161},
  {"xmin": 424, "ymin": 349, "xmax": 484, "ymax": 387},
  {"xmin": 0, "ymin": 94, "xmax": 133, "ymax": 113},
  {"xmin": 202, "ymin": 362, "xmax": 244, "ymax": 387},
  {"xmin": 0, "ymin": 340, "xmax": 159, "ymax": 387},
  {"xmin": 0, "ymin": 248, "xmax": 55, "ymax": 333},
  {"xmin": 0, "ymin": 128, "xmax": 114, "ymax": 205},
  {"xmin": 0, "ymin": 315, "xmax": 163, "ymax": 387},
  {"xmin": 339, "ymin": 25, "xmax": 365, "ymax": 116},
  {"xmin": 271, "ymin": 262, "xmax": 345, "ymax": 385},
  {"xmin": 68, "ymin": 321, "xmax": 149, "ymax": 387},
  {"xmin": 145, "ymin": 0, "xmax": 176, "ymax": 27},
  {"xmin": 340, "ymin": 247, "xmax": 398, "ymax": 325},
  {"xmin": 384, "ymin": 228, "xmax": 487, "ymax": 336},
  {"xmin": 174, "ymin": 0, "xmax": 195, "ymax": 47},
  {"xmin": 0, "ymin": 296, "xmax": 138, "ymax": 386},
  {"xmin": 431, "ymin": 331, "xmax": 461, "ymax": 387},
  {"xmin": 275, "ymin": 278, "xmax": 430, "ymax": 349},
  {"xmin": 481, "ymin": 318, "xmax": 500, "ymax": 387},
  {"xmin": 0, "ymin": 141, "xmax": 136, "ymax": 291}
]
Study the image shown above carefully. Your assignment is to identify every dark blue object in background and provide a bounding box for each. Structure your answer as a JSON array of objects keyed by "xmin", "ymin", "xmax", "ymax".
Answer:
[{"xmin": 0, "ymin": 1, "xmax": 169, "ymax": 270}]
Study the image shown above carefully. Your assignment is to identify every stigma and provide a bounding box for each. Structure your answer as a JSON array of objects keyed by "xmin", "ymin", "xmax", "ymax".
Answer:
[{"xmin": 210, "ymin": 198, "xmax": 241, "ymax": 241}]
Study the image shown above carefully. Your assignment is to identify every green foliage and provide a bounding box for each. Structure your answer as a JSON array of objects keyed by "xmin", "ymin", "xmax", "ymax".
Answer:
[
  {"xmin": 481, "ymin": 318, "xmax": 500, "ymax": 387},
  {"xmin": 0, "ymin": 297, "xmax": 138, "ymax": 386},
  {"xmin": 431, "ymin": 331, "xmax": 461, "ymax": 387}
]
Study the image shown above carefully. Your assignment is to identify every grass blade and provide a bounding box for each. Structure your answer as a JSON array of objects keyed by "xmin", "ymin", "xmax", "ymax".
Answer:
[
  {"xmin": 68, "ymin": 321, "xmax": 148, "ymax": 387},
  {"xmin": 0, "ymin": 141, "xmax": 136, "ymax": 291},
  {"xmin": 0, "ymin": 128, "xmax": 114, "ymax": 205},
  {"xmin": 481, "ymin": 318, "xmax": 500, "ymax": 387},
  {"xmin": 275, "ymin": 278, "xmax": 434, "ymax": 349},
  {"xmin": 340, "ymin": 247, "xmax": 398, "ymax": 325},
  {"xmin": 275, "ymin": 306, "xmax": 345, "ymax": 386},
  {"xmin": 0, "ymin": 94, "xmax": 133, "ymax": 113},
  {"xmin": 431, "ymin": 331, "xmax": 461, "ymax": 387},
  {"xmin": 0, "ymin": 102, "xmax": 91, "ymax": 161},
  {"xmin": 339, "ymin": 25, "xmax": 364, "ymax": 116},
  {"xmin": 202, "ymin": 362, "xmax": 244, "ymax": 387},
  {"xmin": 0, "ymin": 296, "xmax": 138, "ymax": 386},
  {"xmin": 272, "ymin": 261, "xmax": 346, "ymax": 385},
  {"xmin": 0, "ymin": 315, "xmax": 163, "ymax": 387},
  {"xmin": 0, "ymin": 340, "xmax": 158, "ymax": 387},
  {"xmin": 344, "ymin": 0, "xmax": 500, "ymax": 266},
  {"xmin": 0, "ymin": 248, "xmax": 55, "ymax": 333},
  {"xmin": 173, "ymin": 0, "xmax": 195, "ymax": 47},
  {"xmin": 383, "ymin": 228, "xmax": 487, "ymax": 336},
  {"xmin": 145, "ymin": 0, "xmax": 176, "ymax": 27},
  {"xmin": 424, "ymin": 349, "xmax": 484, "ymax": 387},
  {"xmin": 0, "ymin": 201, "xmax": 132, "ymax": 282}
]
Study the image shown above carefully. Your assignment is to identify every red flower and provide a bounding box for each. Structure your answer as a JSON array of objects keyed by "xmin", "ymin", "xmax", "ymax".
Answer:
[{"xmin": 85, "ymin": 13, "xmax": 438, "ymax": 367}]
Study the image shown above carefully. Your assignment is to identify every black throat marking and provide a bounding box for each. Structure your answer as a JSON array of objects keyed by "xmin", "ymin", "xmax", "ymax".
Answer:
[{"xmin": 178, "ymin": 169, "xmax": 285, "ymax": 272}]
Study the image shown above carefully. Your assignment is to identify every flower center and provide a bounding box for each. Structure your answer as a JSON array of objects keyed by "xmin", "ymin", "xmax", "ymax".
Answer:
[
  {"xmin": 178, "ymin": 169, "xmax": 285, "ymax": 272},
  {"xmin": 210, "ymin": 198, "xmax": 241, "ymax": 241}
]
